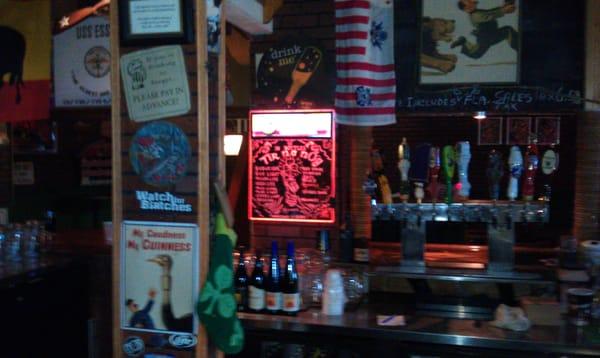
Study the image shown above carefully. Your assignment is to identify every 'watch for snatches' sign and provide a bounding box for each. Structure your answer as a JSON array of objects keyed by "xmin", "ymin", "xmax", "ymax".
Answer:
[{"xmin": 120, "ymin": 46, "xmax": 191, "ymax": 122}]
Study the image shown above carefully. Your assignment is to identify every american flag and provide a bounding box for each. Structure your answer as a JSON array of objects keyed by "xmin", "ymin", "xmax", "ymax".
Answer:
[{"xmin": 335, "ymin": 0, "xmax": 396, "ymax": 126}]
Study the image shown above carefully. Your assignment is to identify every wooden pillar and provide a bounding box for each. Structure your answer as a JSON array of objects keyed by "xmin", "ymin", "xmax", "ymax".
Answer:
[
  {"xmin": 110, "ymin": 0, "xmax": 214, "ymax": 356},
  {"xmin": 350, "ymin": 126, "xmax": 372, "ymax": 240},
  {"xmin": 574, "ymin": 0, "xmax": 600, "ymax": 241}
]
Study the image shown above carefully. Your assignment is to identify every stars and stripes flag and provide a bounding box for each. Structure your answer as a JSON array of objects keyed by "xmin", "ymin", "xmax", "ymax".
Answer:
[{"xmin": 335, "ymin": 0, "xmax": 396, "ymax": 126}]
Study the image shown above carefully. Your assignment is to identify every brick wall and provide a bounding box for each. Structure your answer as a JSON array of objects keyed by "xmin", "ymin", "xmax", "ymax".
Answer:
[
  {"xmin": 247, "ymin": 0, "xmax": 576, "ymax": 256},
  {"xmin": 250, "ymin": 0, "xmax": 338, "ymax": 254}
]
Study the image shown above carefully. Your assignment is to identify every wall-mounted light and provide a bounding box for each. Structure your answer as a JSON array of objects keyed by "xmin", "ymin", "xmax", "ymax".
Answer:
[
  {"xmin": 473, "ymin": 111, "xmax": 487, "ymax": 120},
  {"xmin": 224, "ymin": 134, "xmax": 243, "ymax": 156}
]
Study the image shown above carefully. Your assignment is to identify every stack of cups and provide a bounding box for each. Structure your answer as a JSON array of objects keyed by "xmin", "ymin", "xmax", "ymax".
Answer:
[{"xmin": 322, "ymin": 269, "xmax": 346, "ymax": 316}]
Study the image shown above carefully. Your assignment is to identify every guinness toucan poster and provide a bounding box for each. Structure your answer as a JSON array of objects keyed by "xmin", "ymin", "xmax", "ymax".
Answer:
[
  {"xmin": 121, "ymin": 221, "xmax": 199, "ymax": 335},
  {"xmin": 0, "ymin": 0, "xmax": 51, "ymax": 122}
]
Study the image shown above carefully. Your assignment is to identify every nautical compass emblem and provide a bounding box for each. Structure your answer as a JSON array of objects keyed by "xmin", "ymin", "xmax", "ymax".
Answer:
[{"xmin": 84, "ymin": 46, "xmax": 110, "ymax": 78}]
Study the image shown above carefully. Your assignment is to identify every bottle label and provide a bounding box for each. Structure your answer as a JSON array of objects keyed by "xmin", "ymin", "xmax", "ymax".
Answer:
[
  {"xmin": 234, "ymin": 292, "xmax": 242, "ymax": 304},
  {"xmin": 282, "ymin": 293, "xmax": 300, "ymax": 312},
  {"xmin": 354, "ymin": 248, "xmax": 369, "ymax": 262},
  {"xmin": 266, "ymin": 291, "xmax": 282, "ymax": 311},
  {"xmin": 248, "ymin": 286, "xmax": 265, "ymax": 310}
]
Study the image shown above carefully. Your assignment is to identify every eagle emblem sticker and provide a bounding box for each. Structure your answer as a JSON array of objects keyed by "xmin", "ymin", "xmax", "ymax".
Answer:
[{"xmin": 129, "ymin": 121, "xmax": 191, "ymax": 187}]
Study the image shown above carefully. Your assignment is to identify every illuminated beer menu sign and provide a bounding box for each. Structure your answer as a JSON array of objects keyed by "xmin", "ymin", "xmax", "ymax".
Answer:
[{"xmin": 249, "ymin": 110, "xmax": 335, "ymax": 223}]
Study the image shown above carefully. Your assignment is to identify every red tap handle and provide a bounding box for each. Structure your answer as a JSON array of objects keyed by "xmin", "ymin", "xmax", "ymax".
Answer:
[
  {"xmin": 522, "ymin": 143, "xmax": 539, "ymax": 201},
  {"xmin": 427, "ymin": 167, "xmax": 441, "ymax": 203}
]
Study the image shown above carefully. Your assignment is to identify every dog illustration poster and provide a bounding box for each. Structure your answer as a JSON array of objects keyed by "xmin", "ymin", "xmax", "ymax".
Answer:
[
  {"xmin": 420, "ymin": 0, "xmax": 520, "ymax": 84},
  {"xmin": 506, "ymin": 117, "xmax": 531, "ymax": 145},
  {"xmin": 478, "ymin": 116, "xmax": 502, "ymax": 145},
  {"xmin": 536, "ymin": 117, "xmax": 560, "ymax": 145},
  {"xmin": 121, "ymin": 221, "xmax": 199, "ymax": 334}
]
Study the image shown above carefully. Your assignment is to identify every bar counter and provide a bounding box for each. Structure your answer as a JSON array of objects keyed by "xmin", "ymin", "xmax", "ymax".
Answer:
[
  {"xmin": 0, "ymin": 256, "xmax": 89, "ymax": 356},
  {"xmin": 239, "ymin": 302, "xmax": 600, "ymax": 357}
]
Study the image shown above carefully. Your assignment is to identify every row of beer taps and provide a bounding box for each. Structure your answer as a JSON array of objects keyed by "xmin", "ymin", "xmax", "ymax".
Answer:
[
  {"xmin": 366, "ymin": 139, "xmax": 556, "ymax": 226},
  {"xmin": 366, "ymin": 138, "xmax": 559, "ymax": 205}
]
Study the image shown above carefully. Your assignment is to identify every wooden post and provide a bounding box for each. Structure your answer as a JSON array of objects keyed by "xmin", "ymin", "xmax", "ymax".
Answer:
[
  {"xmin": 196, "ymin": 1, "xmax": 211, "ymax": 357},
  {"xmin": 350, "ymin": 126, "xmax": 372, "ymax": 240},
  {"xmin": 574, "ymin": 0, "xmax": 600, "ymax": 241},
  {"xmin": 109, "ymin": 2, "xmax": 122, "ymax": 356},
  {"xmin": 111, "ymin": 0, "xmax": 214, "ymax": 356}
]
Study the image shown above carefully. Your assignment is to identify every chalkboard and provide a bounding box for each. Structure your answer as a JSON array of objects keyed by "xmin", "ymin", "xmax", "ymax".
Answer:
[
  {"xmin": 395, "ymin": 0, "xmax": 585, "ymax": 113},
  {"xmin": 249, "ymin": 137, "xmax": 335, "ymax": 223}
]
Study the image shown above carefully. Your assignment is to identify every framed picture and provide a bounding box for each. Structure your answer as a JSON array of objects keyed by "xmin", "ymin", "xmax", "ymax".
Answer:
[
  {"xmin": 12, "ymin": 120, "xmax": 58, "ymax": 154},
  {"xmin": 506, "ymin": 116, "xmax": 531, "ymax": 145},
  {"xmin": 419, "ymin": 0, "xmax": 521, "ymax": 85},
  {"xmin": 119, "ymin": 0, "xmax": 194, "ymax": 46},
  {"xmin": 535, "ymin": 116, "xmax": 560, "ymax": 145},
  {"xmin": 0, "ymin": 123, "xmax": 8, "ymax": 146},
  {"xmin": 477, "ymin": 116, "xmax": 502, "ymax": 145},
  {"xmin": 121, "ymin": 221, "xmax": 199, "ymax": 334}
]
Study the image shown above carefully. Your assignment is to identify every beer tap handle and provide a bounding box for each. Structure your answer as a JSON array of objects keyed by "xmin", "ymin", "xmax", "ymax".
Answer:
[
  {"xmin": 522, "ymin": 139, "xmax": 539, "ymax": 201},
  {"xmin": 398, "ymin": 138, "xmax": 411, "ymax": 203},
  {"xmin": 507, "ymin": 146, "xmax": 523, "ymax": 201},
  {"xmin": 427, "ymin": 147, "xmax": 441, "ymax": 203},
  {"xmin": 486, "ymin": 150, "xmax": 504, "ymax": 201},
  {"xmin": 541, "ymin": 149, "xmax": 559, "ymax": 202},
  {"xmin": 441, "ymin": 145, "xmax": 456, "ymax": 204},
  {"xmin": 455, "ymin": 141, "xmax": 471, "ymax": 200}
]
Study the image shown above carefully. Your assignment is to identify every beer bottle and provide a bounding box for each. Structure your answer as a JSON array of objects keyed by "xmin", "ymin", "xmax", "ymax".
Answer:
[
  {"xmin": 248, "ymin": 251, "xmax": 266, "ymax": 313},
  {"xmin": 282, "ymin": 242, "xmax": 300, "ymax": 316},
  {"xmin": 265, "ymin": 241, "xmax": 283, "ymax": 314},
  {"xmin": 234, "ymin": 246, "xmax": 249, "ymax": 312}
]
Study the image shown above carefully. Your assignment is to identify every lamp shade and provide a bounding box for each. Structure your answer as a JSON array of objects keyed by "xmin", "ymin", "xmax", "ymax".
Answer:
[{"xmin": 224, "ymin": 134, "xmax": 243, "ymax": 156}]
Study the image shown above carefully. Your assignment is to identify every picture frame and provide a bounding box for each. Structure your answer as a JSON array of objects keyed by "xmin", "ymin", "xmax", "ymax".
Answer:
[
  {"xmin": 12, "ymin": 120, "xmax": 58, "ymax": 154},
  {"xmin": 418, "ymin": 0, "xmax": 521, "ymax": 85},
  {"xmin": 119, "ymin": 0, "xmax": 194, "ymax": 46},
  {"xmin": 535, "ymin": 116, "xmax": 560, "ymax": 145},
  {"xmin": 506, "ymin": 116, "xmax": 531, "ymax": 145},
  {"xmin": 477, "ymin": 116, "xmax": 502, "ymax": 145}
]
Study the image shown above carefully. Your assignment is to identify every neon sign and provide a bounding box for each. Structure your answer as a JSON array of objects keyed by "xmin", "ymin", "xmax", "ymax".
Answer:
[{"xmin": 248, "ymin": 109, "xmax": 336, "ymax": 223}]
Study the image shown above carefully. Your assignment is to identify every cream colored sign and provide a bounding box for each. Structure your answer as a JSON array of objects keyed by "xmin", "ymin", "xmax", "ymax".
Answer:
[{"xmin": 120, "ymin": 46, "xmax": 191, "ymax": 122}]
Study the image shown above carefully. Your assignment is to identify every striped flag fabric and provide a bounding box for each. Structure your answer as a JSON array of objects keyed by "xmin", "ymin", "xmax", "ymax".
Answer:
[{"xmin": 335, "ymin": 0, "xmax": 396, "ymax": 126}]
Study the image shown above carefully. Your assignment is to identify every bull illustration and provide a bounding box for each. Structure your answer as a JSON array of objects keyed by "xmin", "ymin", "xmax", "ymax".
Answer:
[{"xmin": 0, "ymin": 26, "xmax": 26, "ymax": 104}]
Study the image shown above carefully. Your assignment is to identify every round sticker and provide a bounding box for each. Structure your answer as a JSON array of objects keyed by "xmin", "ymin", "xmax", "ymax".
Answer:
[
  {"xmin": 84, "ymin": 46, "xmax": 111, "ymax": 78},
  {"xmin": 129, "ymin": 121, "xmax": 191, "ymax": 187},
  {"xmin": 122, "ymin": 336, "xmax": 145, "ymax": 357}
]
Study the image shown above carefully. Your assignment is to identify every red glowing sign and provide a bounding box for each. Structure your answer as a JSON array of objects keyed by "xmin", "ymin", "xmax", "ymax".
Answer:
[{"xmin": 249, "ymin": 109, "xmax": 336, "ymax": 223}]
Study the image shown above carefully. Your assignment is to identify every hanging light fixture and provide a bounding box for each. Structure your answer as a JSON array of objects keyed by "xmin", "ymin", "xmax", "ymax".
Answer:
[
  {"xmin": 473, "ymin": 111, "xmax": 487, "ymax": 120},
  {"xmin": 224, "ymin": 134, "xmax": 243, "ymax": 156}
]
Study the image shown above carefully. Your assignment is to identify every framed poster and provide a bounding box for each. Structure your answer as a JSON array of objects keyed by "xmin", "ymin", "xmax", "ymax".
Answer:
[
  {"xmin": 121, "ymin": 221, "xmax": 199, "ymax": 334},
  {"xmin": 477, "ymin": 116, "xmax": 502, "ymax": 145},
  {"xmin": 12, "ymin": 120, "xmax": 58, "ymax": 154},
  {"xmin": 506, "ymin": 116, "xmax": 531, "ymax": 145},
  {"xmin": 248, "ymin": 110, "xmax": 336, "ymax": 224},
  {"xmin": 419, "ymin": 0, "xmax": 521, "ymax": 85},
  {"xmin": 120, "ymin": 46, "xmax": 191, "ymax": 122},
  {"xmin": 53, "ymin": 16, "xmax": 111, "ymax": 107},
  {"xmin": 535, "ymin": 116, "xmax": 560, "ymax": 145},
  {"xmin": 119, "ymin": 0, "xmax": 194, "ymax": 46}
]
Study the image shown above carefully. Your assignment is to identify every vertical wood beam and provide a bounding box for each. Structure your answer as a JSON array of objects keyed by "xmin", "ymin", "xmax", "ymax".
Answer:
[
  {"xmin": 109, "ymin": 0, "xmax": 122, "ymax": 356},
  {"xmin": 196, "ymin": 0, "xmax": 211, "ymax": 356},
  {"xmin": 218, "ymin": 3, "xmax": 227, "ymax": 186},
  {"xmin": 574, "ymin": 0, "xmax": 600, "ymax": 241},
  {"xmin": 350, "ymin": 126, "xmax": 372, "ymax": 240}
]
